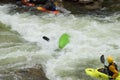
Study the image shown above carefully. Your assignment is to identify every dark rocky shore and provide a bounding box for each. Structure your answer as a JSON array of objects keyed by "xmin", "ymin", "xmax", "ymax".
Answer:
[
  {"xmin": 0, "ymin": 0, "xmax": 120, "ymax": 12},
  {"xmin": 65, "ymin": 0, "xmax": 120, "ymax": 14},
  {"xmin": 0, "ymin": 0, "xmax": 119, "ymax": 16}
]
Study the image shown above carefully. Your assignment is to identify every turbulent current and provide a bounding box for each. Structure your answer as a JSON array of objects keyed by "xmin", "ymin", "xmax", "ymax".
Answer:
[{"xmin": 0, "ymin": 4, "xmax": 120, "ymax": 80}]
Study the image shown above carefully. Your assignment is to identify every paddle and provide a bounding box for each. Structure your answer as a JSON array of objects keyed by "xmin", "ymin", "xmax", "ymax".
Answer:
[
  {"xmin": 100, "ymin": 54, "xmax": 108, "ymax": 69},
  {"xmin": 100, "ymin": 55, "xmax": 111, "ymax": 79},
  {"xmin": 42, "ymin": 36, "xmax": 50, "ymax": 41},
  {"xmin": 100, "ymin": 55, "xmax": 105, "ymax": 65}
]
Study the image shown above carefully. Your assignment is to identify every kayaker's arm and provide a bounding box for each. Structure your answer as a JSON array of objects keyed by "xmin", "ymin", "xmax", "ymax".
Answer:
[
  {"xmin": 109, "ymin": 65, "xmax": 119, "ymax": 79},
  {"xmin": 104, "ymin": 65, "xmax": 108, "ymax": 68}
]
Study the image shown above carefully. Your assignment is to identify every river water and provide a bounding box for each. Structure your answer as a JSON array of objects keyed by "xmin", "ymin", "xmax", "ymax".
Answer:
[{"xmin": 0, "ymin": 4, "xmax": 120, "ymax": 80}]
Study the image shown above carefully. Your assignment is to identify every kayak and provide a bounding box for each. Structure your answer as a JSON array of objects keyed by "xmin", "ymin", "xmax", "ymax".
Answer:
[
  {"xmin": 37, "ymin": 7, "xmax": 60, "ymax": 15},
  {"xmin": 85, "ymin": 68, "xmax": 120, "ymax": 80}
]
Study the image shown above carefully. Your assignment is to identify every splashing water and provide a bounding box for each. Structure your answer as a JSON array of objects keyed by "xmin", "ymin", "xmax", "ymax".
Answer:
[{"xmin": 0, "ymin": 4, "xmax": 120, "ymax": 80}]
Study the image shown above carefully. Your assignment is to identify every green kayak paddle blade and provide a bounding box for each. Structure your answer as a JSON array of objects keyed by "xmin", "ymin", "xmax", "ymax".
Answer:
[{"xmin": 59, "ymin": 33, "xmax": 70, "ymax": 49}]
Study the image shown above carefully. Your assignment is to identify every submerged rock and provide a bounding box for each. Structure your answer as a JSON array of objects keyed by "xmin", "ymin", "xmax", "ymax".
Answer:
[{"xmin": 15, "ymin": 67, "xmax": 49, "ymax": 80}]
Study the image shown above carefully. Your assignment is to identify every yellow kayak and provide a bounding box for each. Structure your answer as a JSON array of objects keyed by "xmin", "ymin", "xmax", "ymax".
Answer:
[{"xmin": 85, "ymin": 68, "xmax": 120, "ymax": 80}]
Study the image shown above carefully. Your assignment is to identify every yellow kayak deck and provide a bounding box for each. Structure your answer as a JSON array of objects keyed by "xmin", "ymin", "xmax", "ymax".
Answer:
[{"xmin": 85, "ymin": 68, "xmax": 120, "ymax": 80}]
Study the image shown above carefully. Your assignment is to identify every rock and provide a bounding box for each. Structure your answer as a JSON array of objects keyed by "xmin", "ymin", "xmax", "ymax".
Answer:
[
  {"xmin": 15, "ymin": 67, "xmax": 49, "ymax": 80},
  {"xmin": 84, "ymin": 0, "xmax": 102, "ymax": 10},
  {"xmin": 110, "ymin": 4, "xmax": 120, "ymax": 11},
  {"xmin": 102, "ymin": 0, "xmax": 120, "ymax": 11}
]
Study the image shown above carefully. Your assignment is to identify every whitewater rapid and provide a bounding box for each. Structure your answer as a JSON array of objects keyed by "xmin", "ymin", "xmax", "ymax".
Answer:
[{"xmin": 0, "ymin": 4, "xmax": 120, "ymax": 80}]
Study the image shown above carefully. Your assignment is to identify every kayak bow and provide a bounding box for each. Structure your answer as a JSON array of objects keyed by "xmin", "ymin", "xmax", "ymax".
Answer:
[
  {"xmin": 37, "ymin": 6, "xmax": 60, "ymax": 15},
  {"xmin": 85, "ymin": 68, "xmax": 120, "ymax": 80}
]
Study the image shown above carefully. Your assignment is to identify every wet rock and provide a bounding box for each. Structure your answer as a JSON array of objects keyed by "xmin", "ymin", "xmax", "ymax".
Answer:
[
  {"xmin": 84, "ymin": 0, "xmax": 102, "ymax": 10},
  {"xmin": 110, "ymin": 4, "xmax": 120, "ymax": 11},
  {"xmin": 67, "ymin": 0, "xmax": 103, "ymax": 10},
  {"xmin": 15, "ymin": 67, "xmax": 49, "ymax": 80},
  {"xmin": 102, "ymin": 0, "xmax": 120, "ymax": 11}
]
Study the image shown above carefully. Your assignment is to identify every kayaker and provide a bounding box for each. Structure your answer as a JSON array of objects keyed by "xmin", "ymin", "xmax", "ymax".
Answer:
[
  {"xmin": 43, "ymin": 0, "xmax": 66, "ymax": 11},
  {"xmin": 106, "ymin": 56, "xmax": 119, "ymax": 80},
  {"xmin": 20, "ymin": 0, "xmax": 70, "ymax": 14},
  {"xmin": 21, "ymin": 0, "xmax": 36, "ymax": 6},
  {"xmin": 43, "ymin": 0, "xmax": 57, "ymax": 11},
  {"xmin": 21, "ymin": 0, "xmax": 64, "ymax": 11},
  {"xmin": 43, "ymin": 0, "xmax": 71, "ymax": 14},
  {"xmin": 21, "ymin": 0, "xmax": 50, "ymax": 6}
]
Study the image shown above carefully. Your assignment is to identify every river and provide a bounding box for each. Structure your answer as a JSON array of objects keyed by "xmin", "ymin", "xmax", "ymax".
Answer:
[{"xmin": 0, "ymin": 4, "xmax": 120, "ymax": 80}]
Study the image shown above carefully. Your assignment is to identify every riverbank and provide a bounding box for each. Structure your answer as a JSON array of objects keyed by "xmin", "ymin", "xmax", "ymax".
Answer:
[
  {"xmin": 0, "ymin": 0, "xmax": 120, "ymax": 13},
  {"xmin": 64, "ymin": 0, "xmax": 120, "ymax": 14}
]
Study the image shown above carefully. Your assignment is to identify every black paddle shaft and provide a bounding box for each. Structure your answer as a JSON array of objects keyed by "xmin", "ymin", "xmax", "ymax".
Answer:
[
  {"xmin": 100, "ymin": 55, "xmax": 105, "ymax": 64},
  {"xmin": 42, "ymin": 36, "xmax": 50, "ymax": 41}
]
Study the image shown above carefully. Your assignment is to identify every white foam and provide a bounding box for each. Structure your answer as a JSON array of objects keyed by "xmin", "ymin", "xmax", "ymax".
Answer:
[{"xmin": 0, "ymin": 4, "xmax": 120, "ymax": 80}]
